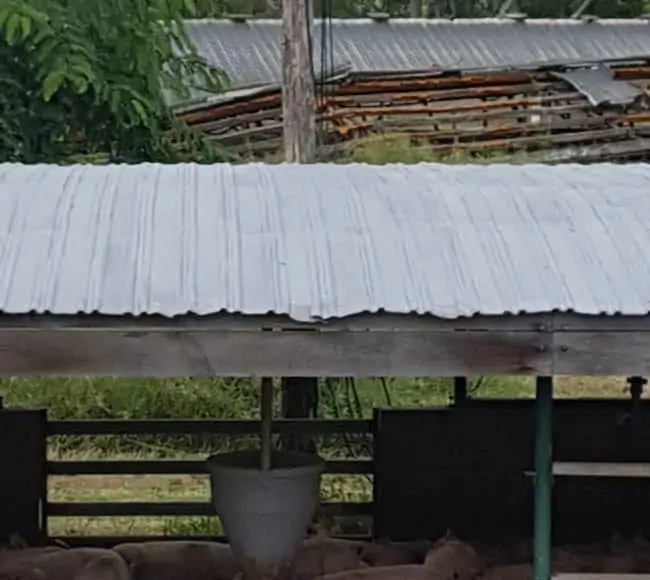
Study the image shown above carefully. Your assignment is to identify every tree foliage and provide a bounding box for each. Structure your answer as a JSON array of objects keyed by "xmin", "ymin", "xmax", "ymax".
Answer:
[{"xmin": 0, "ymin": 0, "xmax": 229, "ymax": 163}]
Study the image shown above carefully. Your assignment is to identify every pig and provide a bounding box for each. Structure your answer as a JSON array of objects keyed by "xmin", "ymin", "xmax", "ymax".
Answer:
[
  {"xmin": 0, "ymin": 549, "xmax": 64, "ymax": 567},
  {"xmin": 477, "ymin": 564, "xmax": 531, "ymax": 580},
  {"xmin": 423, "ymin": 533, "xmax": 482, "ymax": 580},
  {"xmin": 293, "ymin": 537, "xmax": 367, "ymax": 579},
  {"xmin": 0, "ymin": 547, "xmax": 130, "ymax": 580},
  {"xmin": 320, "ymin": 565, "xmax": 433, "ymax": 580},
  {"xmin": 113, "ymin": 541, "xmax": 238, "ymax": 580},
  {"xmin": 360, "ymin": 541, "xmax": 432, "ymax": 567}
]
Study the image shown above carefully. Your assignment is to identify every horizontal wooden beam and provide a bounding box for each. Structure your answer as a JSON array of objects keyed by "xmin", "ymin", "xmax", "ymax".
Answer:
[
  {"xmin": 1, "ymin": 312, "xmax": 650, "ymax": 376},
  {"xmin": 553, "ymin": 462, "xmax": 650, "ymax": 478},
  {"xmin": 5, "ymin": 311, "xmax": 650, "ymax": 332},
  {"xmin": 47, "ymin": 501, "xmax": 371, "ymax": 518},
  {"xmin": 552, "ymin": 572, "xmax": 650, "ymax": 580},
  {"xmin": 0, "ymin": 327, "xmax": 555, "ymax": 376},
  {"xmin": 47, "ymin": 418, "xmax": 371, "ymax": 436},
  {"xmin": 47, "ymin": 458, "xmax": 372, "ymax": 476}
]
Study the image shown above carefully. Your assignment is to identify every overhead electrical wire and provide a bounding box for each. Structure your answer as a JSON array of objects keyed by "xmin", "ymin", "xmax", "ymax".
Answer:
[{"xmin": 313, "ymin": 0, "xmax": 335, "ymax": 148}]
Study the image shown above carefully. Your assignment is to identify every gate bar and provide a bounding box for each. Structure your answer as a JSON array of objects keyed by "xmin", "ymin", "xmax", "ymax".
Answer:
[{"xmin": 534, "ymin": 376, "xmax": 553, "ymax": 580}]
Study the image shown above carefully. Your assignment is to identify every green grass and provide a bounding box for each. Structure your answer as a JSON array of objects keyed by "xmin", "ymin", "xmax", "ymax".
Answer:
[
  {"xmin": 0, "ymin": 375, "xmax": 630, "ymax": 538},
  {"xmin": 342, "ymin": 135, "xmax": 532, "ymax": 165}
]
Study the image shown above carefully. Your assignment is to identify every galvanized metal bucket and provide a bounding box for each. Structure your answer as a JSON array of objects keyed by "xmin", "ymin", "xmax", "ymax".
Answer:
[{"xmin": 206, "ymin": 450, "xmax": 324, "ymax": 579}]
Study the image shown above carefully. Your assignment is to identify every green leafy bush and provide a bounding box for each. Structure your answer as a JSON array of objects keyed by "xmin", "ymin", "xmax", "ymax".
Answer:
[{"xmin": 0, "ymin": 0, "xmax": 229, "ymax": 163}]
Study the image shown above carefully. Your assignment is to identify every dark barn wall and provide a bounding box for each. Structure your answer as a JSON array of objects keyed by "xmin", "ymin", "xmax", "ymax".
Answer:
[
  {"xmin": 373, "ymin": 400, "xmax": 650, "ymax": 544},
  {"xmin": 0, "ymin": 407, "xmax": 47, "ymax": 545}
]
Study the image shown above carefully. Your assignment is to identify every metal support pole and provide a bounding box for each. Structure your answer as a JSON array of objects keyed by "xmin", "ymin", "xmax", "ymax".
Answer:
[
  {"xmin": 533, "ymin": 376, "xmax": 553, "ymax": 580},
  {"xmin": 260, "ymin": 377, "xmax": 274, "ymax": 471}
]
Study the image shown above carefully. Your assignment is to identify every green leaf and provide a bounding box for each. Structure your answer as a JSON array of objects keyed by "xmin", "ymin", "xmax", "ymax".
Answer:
[
  {"xmin": 41, "ymin": 71, "xmax": 66, "ymax": 101},
  {"xmin": 130, "ymin": 99, "xmax": 147, "ymax": 123},
  {"xmin": 4, "ymin": 13, "xmax": 22, "ymax": 45},
  {"xmin": 183, "ymin": 0, "xmax": 197, "ymax": 16},
  {"xmin": 19, "ymin": 16, "xmax": 31, "ymax": 40}
]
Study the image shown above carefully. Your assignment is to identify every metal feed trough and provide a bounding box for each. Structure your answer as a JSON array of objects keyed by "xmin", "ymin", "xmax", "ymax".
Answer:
[{"xmin": 3, "ymin": 161, "xmax": 650, "ymax": 580}]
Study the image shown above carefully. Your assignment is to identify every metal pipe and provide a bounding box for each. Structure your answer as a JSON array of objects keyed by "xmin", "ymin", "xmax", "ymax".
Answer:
[
  {"xmin": 260, "ymin": 377, "xmax": 274, "ymax": 471},
  {"xmin": 571, "ymin": 0, "xmax": 593, "ymax": 18},
  {"xmin": 533, "ymin": 376, "xmax": 553, "ymax": 580}
]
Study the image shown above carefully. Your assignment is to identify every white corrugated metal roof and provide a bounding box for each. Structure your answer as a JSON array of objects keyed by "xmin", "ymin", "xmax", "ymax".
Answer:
[
  {"xmin": 1, "ymin": 162, "xmax": 650, "ymax": 321},
  {"xmin": 186, "ymin": 18, "xmax": 650, "ymax": 88}
]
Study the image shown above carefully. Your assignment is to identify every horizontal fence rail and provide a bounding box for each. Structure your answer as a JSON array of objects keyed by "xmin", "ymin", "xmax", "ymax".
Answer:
[
  {"xmin": 48, "ymin": 418, "xmax": 372, "ymax": 436},
  {"xmin": 48, "ymin": 459, "xmax": 372, "ymax": 475},
  {"xmin": 46, "ymin": 418, "xmax": 374, "ymax": 541},
  {"xmin": 49, "ymin": 501, "xmax": 372, "ymax": 518}
]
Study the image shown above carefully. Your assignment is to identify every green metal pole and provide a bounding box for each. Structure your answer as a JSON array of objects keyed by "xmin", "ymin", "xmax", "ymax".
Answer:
[{"xmin": 533, "ymin": 376, "xmax": 553, "ymax": 580}]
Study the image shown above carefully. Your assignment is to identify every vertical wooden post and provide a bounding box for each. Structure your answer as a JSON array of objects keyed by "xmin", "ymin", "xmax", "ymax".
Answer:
[
  {"xmin": 280, "ymin": 0, "xmax": 319, "ymax": 453},
  {"xmin": 533, "ymin": 376, "xmax": 553, "ymax": 580},
  {"xmin": 409, "ymin": 0, "xmax": 423, "ymax": 16},
  {"xmin": 260, "ymin": 377, "xmax": 274, "ymax": 470},
  {"xmin": 452, "ymin": 377, "xmax": 468, "ymax": 406},
  {"xmin": 281, "ymin": 0, "xmax": 316, "ymax": 163},
  {"xmin": 280, "ymin": 378, "xmax": 317, "ymax": 453}
]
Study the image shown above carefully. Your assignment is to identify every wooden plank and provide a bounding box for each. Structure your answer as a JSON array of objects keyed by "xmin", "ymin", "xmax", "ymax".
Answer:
[
  {"xmin": 48, "ymin": 458, "xmax": 372, "ymax": 476},
  {"xmin": 6, "ymin": 311, "xmax": 650, "ymax": 333},
  {"xmin": 48, "ymin": 501, "xmax": 371, "ymax": 518},
  {"xmin": 555, "ymin": 332, "xmax": 650, "ymax": 374},
  {"xmin": 0, "ymin": 311, "xmax": 555, "ymax": 331},
  {"xmin": 47, "ymin": 418, "xmax": 371, "ymax": 436},
  {"xmin": 0, "ymin": 328, "xmax": 553, "ymax": 377},
  {"xmin": 553, "ymin": 462, "xmax": 650, "ymax": 478},
  {"xmin": 552, "ymin": 315, "xmax": 650, "ymax": 332},
  {"xmin": 554, "ymin": 575, "xmax": 650, "ymax": 580}
]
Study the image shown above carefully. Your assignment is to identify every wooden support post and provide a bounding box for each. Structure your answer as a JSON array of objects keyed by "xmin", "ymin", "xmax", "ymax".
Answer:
[
  {"xmin": 409, "ymin": 0, "xmax": 423, "ymax": 17},
  {"xmin": 534, "ymin": 376, "xmax": 553, "ymax": 580},
  {"xmin": 452, "ymin": 377, "xmax": 468, "ymax": 406},
  {"xmin": 280, "ymin": 0, "xmax": 319, "ymax": 452},
  {"xmin": 280, "ymin": 378, "xmax": 318, "ymax": 453},
  {"xmin": 260, "ymin": 377, "xmax": 274, "ymax": 471},
  {"xmin": 281, "ymin": 0, "xmax": 315, "ymax": 163}
]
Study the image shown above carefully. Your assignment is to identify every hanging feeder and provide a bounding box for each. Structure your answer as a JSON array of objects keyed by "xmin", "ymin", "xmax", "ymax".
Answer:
[{"xmin": 206, "ymin": 378, "xmax": 324, "ymax": 579}]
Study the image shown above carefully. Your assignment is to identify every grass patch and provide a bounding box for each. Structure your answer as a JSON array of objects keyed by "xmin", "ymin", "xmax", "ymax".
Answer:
[{"xmin": 342, "ymin": 135, "xmax": 531, "ymax": 165}]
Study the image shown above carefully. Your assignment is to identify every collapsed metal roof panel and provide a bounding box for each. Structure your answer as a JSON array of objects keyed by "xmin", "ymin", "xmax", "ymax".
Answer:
[
  {"xmin": 2, "ymin": 162, "xmax": 650, "ymax": 321},
  {"xmin": 553, "ymin": 65, "xmax": 645, "ymax": 106},
  {"xmin": 185, "ymin": 18, "xmax": 650, "ymax": 89}
]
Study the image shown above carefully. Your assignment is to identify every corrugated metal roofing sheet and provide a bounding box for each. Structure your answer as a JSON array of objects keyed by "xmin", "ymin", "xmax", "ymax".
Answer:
[
  {"xmin": 553, "ymin": 65, "xmax": 644, "ymax": 107},
  {"xmin": 1, "ymin": 162, "xmax": 650, "ymax": 321},
  {"xmin": 186, "ymin": 18, "xmax": 650, "ymax": 89}
]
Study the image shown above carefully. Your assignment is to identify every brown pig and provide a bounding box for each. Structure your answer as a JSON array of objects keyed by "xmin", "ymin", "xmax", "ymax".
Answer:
[
  {"xmin": 477, "ymin": 564, "xmax": 531, "ymax": 580},
  {"xmin": 293, "ymin": 537, "xmax": 367, "ymax": 579},
  {"xmin": 360, "ymin": 541, "xmax": 432, "ymax": 567},
  {"xmin": 0, "ymin": 549, "xmax": 64, "ymax": 567},
  {"xmin": 321, "ymin": 564, "xmax": 433, "ymax": 580},
  {"xmin": 0, "ymin": 547, "xmax": 130, "ymax": 580},
  {"xmin": 113, "ymin": 541, "xmax": 237, "ymax": 580},
  {"xmin": 423, "ymin": 534, "xmax": 482, "ymax": 580}
]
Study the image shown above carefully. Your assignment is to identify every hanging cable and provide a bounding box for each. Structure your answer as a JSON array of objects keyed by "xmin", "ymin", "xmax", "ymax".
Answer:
[{"xmin": 313, "ymin": 0, "xmax": 335, "ymax": 151}]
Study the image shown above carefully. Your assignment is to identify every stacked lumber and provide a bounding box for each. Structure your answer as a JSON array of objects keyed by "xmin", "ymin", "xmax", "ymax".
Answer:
[{"xmin": 176, "ymin": 63, "xmax": 650, "ymax": 163}]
